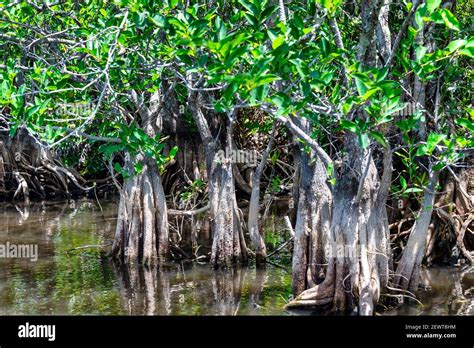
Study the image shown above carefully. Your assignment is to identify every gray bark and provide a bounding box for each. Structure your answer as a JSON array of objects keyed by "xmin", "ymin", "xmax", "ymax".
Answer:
[
  {"xmin": 287, "ymin": 1, "xmax": 391, "ymax": 315},
  {"xmin": 188, "ymin": 91, "xmax": 247, "ymax": 268},
  {"xmin": 394, "ymin": 169, "xmax": 440, "ymax": 291},
  {"xmin": 112, "ymin": 154, "xmax": 169, "ymax": 265},
  {"xmin": 376, "ymin": 0, "xmax": 392, "ymax": 64},
  {"xmin": 413, "ymin": 21, "xmax": 426, "ymax": 139},
  {"xmin": 248, "ymin": 122, "xmax": 277, "ymax": 265},
  {"xmin": 112, "ymin": 88, "xmax": 170, "ymax": 265}
]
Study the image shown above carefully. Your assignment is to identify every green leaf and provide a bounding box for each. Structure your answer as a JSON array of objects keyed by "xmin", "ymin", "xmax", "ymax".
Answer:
[
  {"xmin": 384, "ymin": 102, "xmax": 408, "ymax": 117},
  {"xmin": 446, "ymin": 39, "xmax": 466, "ymax": 52},
  {"xmin": 468, "ymin": 108, "xmax": 474, "ymax": 118},
  {"xmin": 134, "ymin": 161, "xmax": 143, "ymax": 174},
  {"xmin": 455, "ymin": 118, "xmax": 474, "ymax": 132},
  {"xmin": 133, "ymin": 129, "xmax": 148, "ymax": 142},
  {"xmin": 427, "ymin": 133, "xmax": 446, "ymax": 147},
  {"xmin": 362, "ymin": 88, "xmax": 379, "ymax": 100},
  {"xmin": 317, "ymin": 0, "xmax": 343, "ymax": 14},
  {"xmin": 416, "ymin": 144, "xmax": 429, "ymax": 156},
  {"xmin": 342, "ymin": 101, "xmax": 353, "ymax": 115},
  {"xmin": 426, "ymin": 0, "xmax": 441, "ymax": 13},
  {"xmin": 9, "ymin": 122, "xmax": 19, "ymax": 138},
  {"xmin": 415, "ymin": 46, "xmax": 428, "ymax": 61},
  {"xmin": 369, "ymin": 131, "xmax": 387, "ymax": 147},
  {"xmin": 45, "ymin": 124, "xmax": 53, "ymax": 140},
  {"xmin": 399, "ymin": 176, "xmax": 407, "ymax": 190},
  {"xmin": 431, "ymin": 9, "xmax": 460, "ymax": 31},
  {"xmin": 459, "ymin": 47, "xmax": 474, "ymax": 58},
  {"xmin": 272, "ymin": 35, "xmax": 285, "ymax": 49},
  {"xmin": 319, "ymin": 72, "xmax": 334, "ymax": 85},
  {"xmin": 375, "ymin": 67, "xmax": 389, "ymax": 83},
  {"xmin": 254, "ymin": 74, "xmax": 280, "ymax": 87},
  {"xmin": 26, "ymin": 105, "xmax": 40, "ymax": 119},
  {"xmin": 1, "ymin": 80, "xmax": 11, "ymax": 97},
  {"xmin": 113, "ymin": 162, "xmax": 122, "ymax": 173},
  {"xmin": 238, "ymin": 0, "xmax": 259, "ymax": 17},
  {"xmin": 326, "ymin": 161, "xmax": 334, "ymax": 177},
  {"xmin": 214, "ymin": 100, "xmax": 229, "ymax": 113},
  {"xmin": 441, "ymin": 9, "xmax": 460, "ymax": 30},
  {"xmin": 271, "ymin": 93, "xmax": 291, "ymax": 108},
  {"xmin": 150, "ymin": 14, "xmax": 167, "ymax": 28},
  {"xmin": 418, "ymin": 133, "xmax": 447, "ymax": 155},
  {"xmin": 225, "ymin": 46, "xmax": 248, "ymax": 67},
  {"xmin": 404, "ymin": 187, "xmax": 423, "ymax": 194},
  {"xmin": 216, "ymin": 19, "xmax": 227, "ymax": 41},
  {"xmin": 169, "ymin": 146, "xmax": 179, "ymax": 159},
  {"xmin": 357, "ymin": 133, "xmax": 370, "ymax": 149},
  {"xmin": 354, "ymin": 76, "xmax": 368, "ymax": 96},
  {"xmin": 290, "ymin": 59, "xmax": 306, "ymax": 78},
  {"xmin": 340, "ymin": 120, "xmax": 357, "ymax": 132},
  {"xmin": 39, "ymin": 98, "xmax": 50, "ymax": 115},
  {"xmin": 100, "ymin": 144, "xmax": 123, "ymax": 157},
  {"xmin": 433, "ymin": 162, "xmax": 446, "ymax": 171}
]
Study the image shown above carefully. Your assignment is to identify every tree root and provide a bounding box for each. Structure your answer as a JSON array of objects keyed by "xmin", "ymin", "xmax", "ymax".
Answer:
[{"xmin": 0, "ymin": 128, "xmax": 89, "ymax": 201}]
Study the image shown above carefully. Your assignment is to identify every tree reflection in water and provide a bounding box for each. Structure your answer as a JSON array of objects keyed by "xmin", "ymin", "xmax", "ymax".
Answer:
[
  {"xmin": 111, "ymin": 264, "xmax": 278, "ymax": 315},
  {"xmin": 211, "ymin": 268, "xmax": 246, "ymax": 315},
  {"xmin": 114, "ymin": 263, "xmax": 171, "ymax": 315}
]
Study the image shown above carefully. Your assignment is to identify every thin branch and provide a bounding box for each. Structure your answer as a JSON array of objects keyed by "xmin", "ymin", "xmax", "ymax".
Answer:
[
  {"xmin": 384, "ymin": 0, "xmax": 422, "ymax": 68},
  {"xmin": 267, "ymin": 111, "xmax": 332, "ymax": 167},
  {"xmin": 50, "ymin": 126, "xmax": 121, "ymax": 143},
  {"xmin": 168, "ymin": 203, "xmax": 210, "ymax": 216}
]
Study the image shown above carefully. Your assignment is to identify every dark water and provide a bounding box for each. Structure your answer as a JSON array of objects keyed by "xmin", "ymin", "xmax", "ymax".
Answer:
[
  {"xmin": 0, "ymin": 200, "xmax": 472, "ymax": 315},
  {"xmin": 384, "ymin": 266, "xmax": 474, "ymax": 315}
]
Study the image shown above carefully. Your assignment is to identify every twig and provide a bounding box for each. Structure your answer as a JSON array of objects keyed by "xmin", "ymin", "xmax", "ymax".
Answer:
[
  {"xmin": 267, "ymin": 236, "xmax": 294, "ymax": 258},
  {"xmin": 168, "ymin": 203, "xmax": 210, "ymax": 216}
]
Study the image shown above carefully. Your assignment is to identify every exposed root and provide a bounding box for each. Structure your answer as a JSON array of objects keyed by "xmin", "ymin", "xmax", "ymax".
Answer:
[
  {"xmin": 425, "ymin": 167, "xmax": 474, "ymax": 265},
  {"xmin": 0, "ymin": 128, "xmax": 90, "ymax": 201},
  {"xmin": 111, "ymin": 155, "xmax": 169, "ymax": 265},
  {"xmin": 12, "ymin": 170, "xmax": 30, "ymax": 204},
  {"xmin": 287, "ymin": 140, "xmax": 392, "ymax": 315},
  {"xmin": 209, "ymin": 158, "xmax": 248, "ymax": 268}
]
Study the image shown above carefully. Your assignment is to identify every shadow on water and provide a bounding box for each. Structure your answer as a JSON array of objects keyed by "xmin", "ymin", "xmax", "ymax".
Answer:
[{"xmin": 0, "ymin": 200, "xmax": 472, "ymax": 315}]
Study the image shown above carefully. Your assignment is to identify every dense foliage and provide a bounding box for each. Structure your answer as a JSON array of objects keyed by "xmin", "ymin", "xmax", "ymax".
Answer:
[{"xmin": 0, "ymin": 0, "xmax": 472, "ymax": 314}]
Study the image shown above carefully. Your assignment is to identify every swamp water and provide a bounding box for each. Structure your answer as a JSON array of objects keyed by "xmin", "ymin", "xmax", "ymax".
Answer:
[{"xmin": 0, "ymin": 200, "xmax": 472, "ymax": 315}]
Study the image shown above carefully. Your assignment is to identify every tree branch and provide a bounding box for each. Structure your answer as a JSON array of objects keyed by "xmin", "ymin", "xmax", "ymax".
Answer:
[
  {"xmin": 50, "ymin": 126, "xmax": 121, "ymax": 143},
  {"xmin": 384, "ymin": 0, "xmax": 421, "ymax": 68},
  {"xmin": 273, "ymin": 114, "xmax": 332, "ymax": 167}
]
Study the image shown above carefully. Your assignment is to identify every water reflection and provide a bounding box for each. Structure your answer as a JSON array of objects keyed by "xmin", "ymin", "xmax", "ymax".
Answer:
[
  {"xmin": 114, "ymin": 264, "xmax": 171, "ymax": 315},
  {"xmin": 210, "ymin": 268, "xmax": 245, "ymax": 315},
  {"xmin": 385, "ymin": 266, "xmax": 474, "ymax": 315},
  {"xmin": 0, "ymin": 200, "xmax": 292, "ymax": 315},
  {"xmin": 111, "ymin": 263, "xmax": 288, "ymax": 315},
  {"xmin": 0, "ymin": 200, "xmax": 471, "ymax": 315}
]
